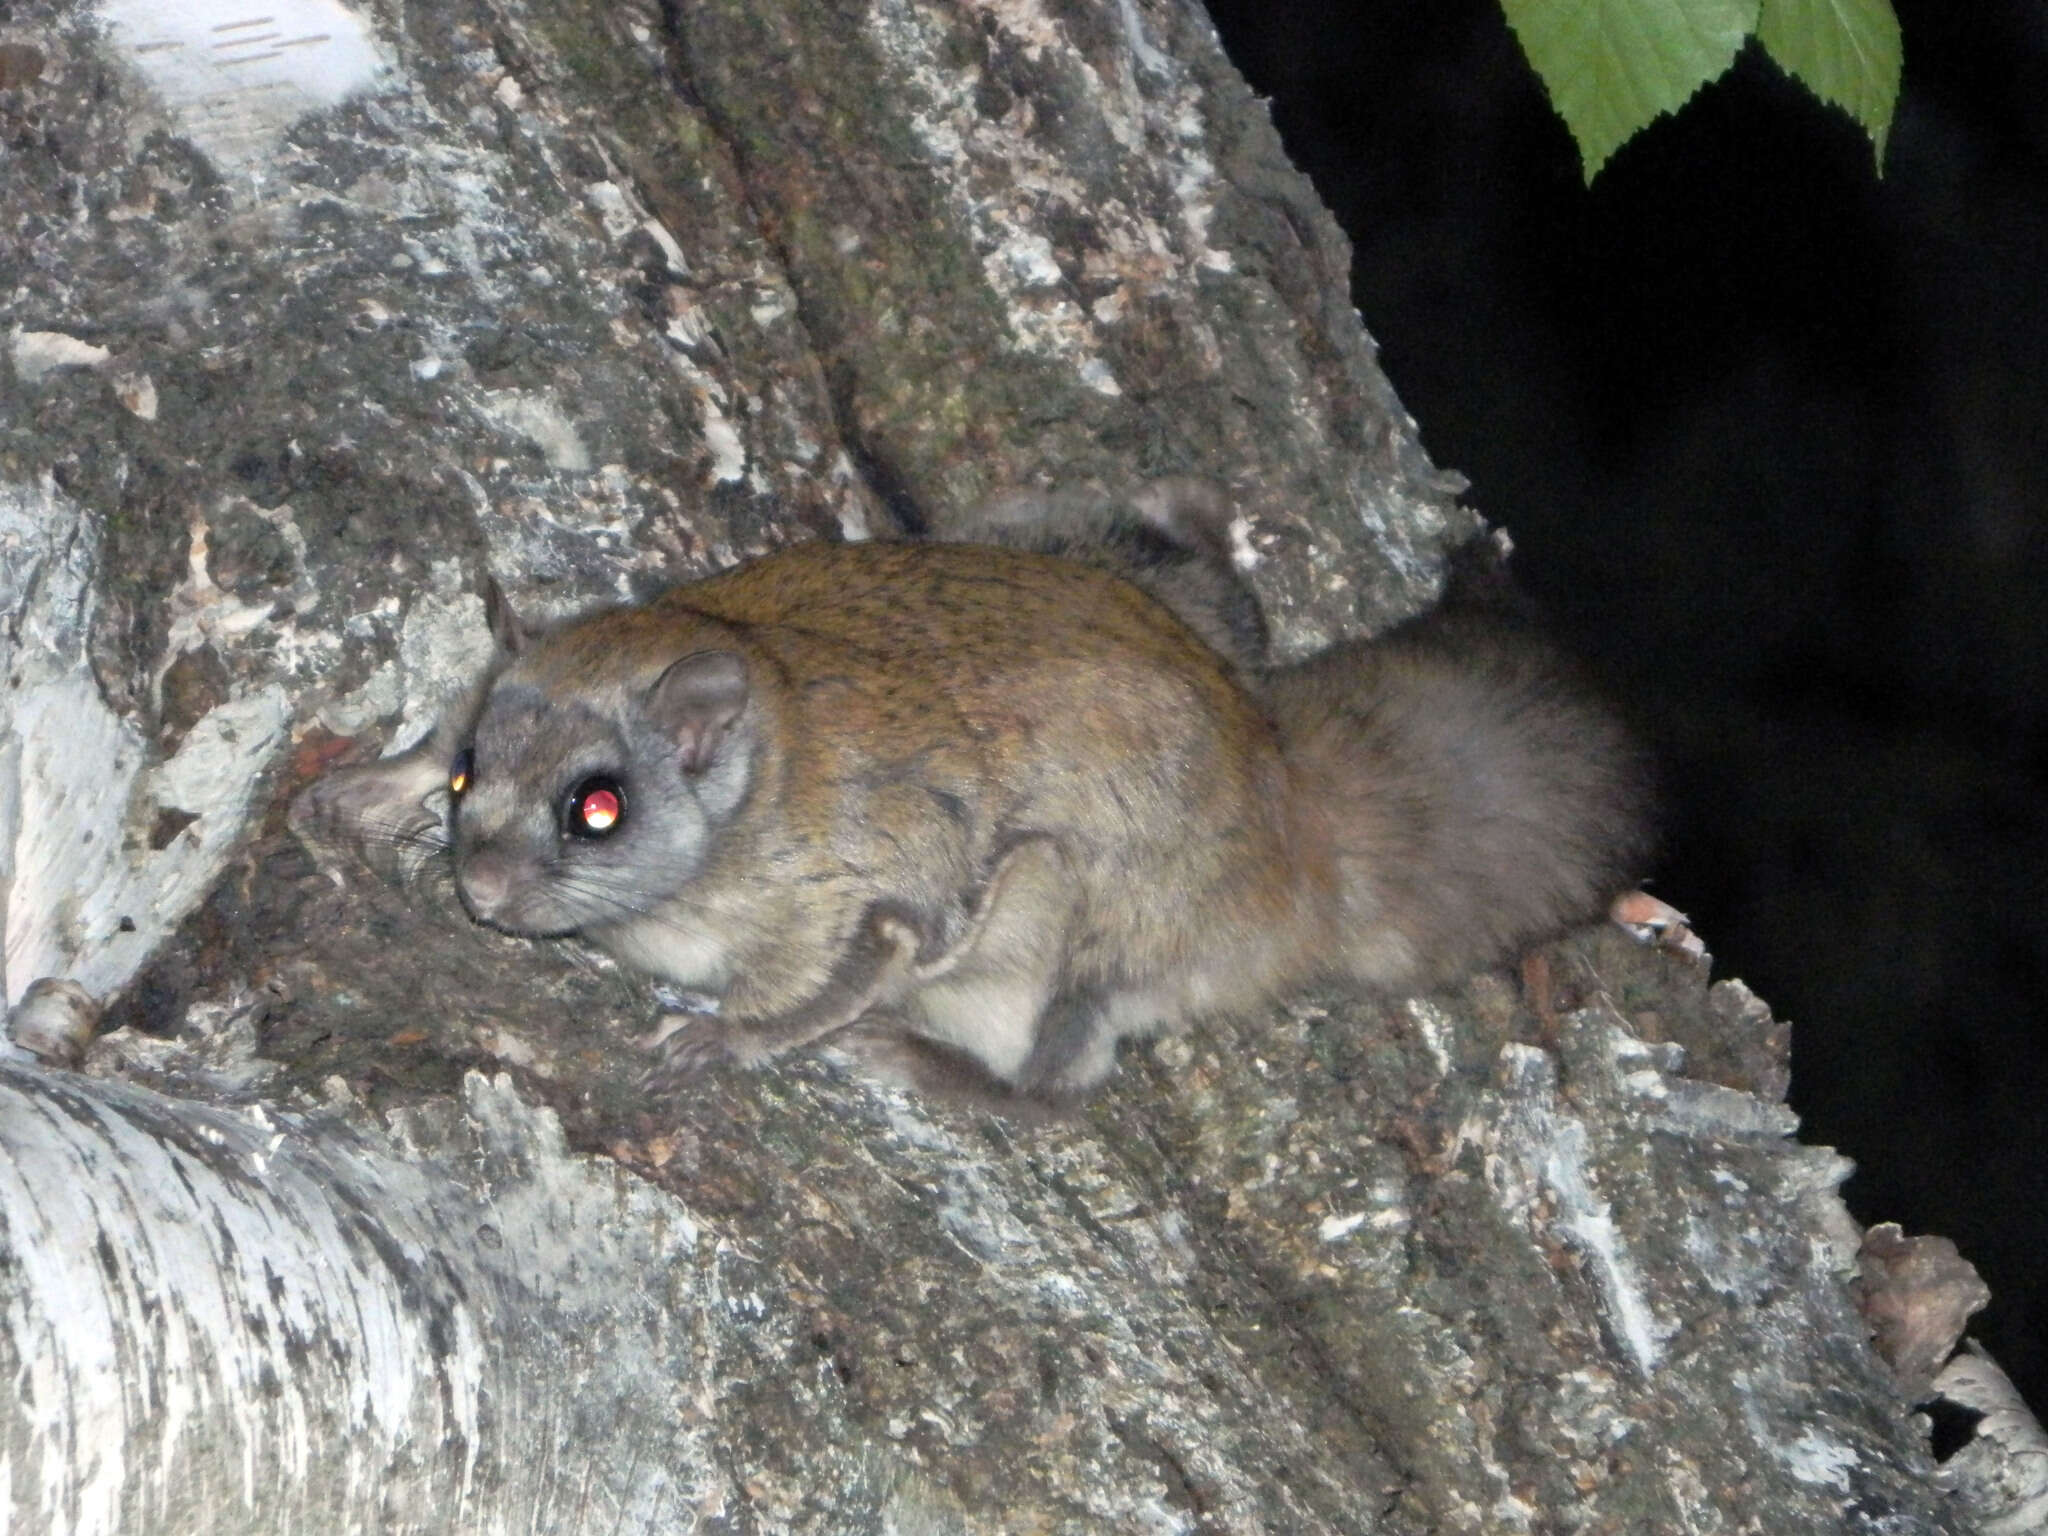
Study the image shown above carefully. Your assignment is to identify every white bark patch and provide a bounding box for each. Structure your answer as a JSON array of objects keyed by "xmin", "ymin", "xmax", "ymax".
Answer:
[
  {"xmin": 110, "ymin": 371, "xmax": 158, "ymax": 420},
  {"xmin": 580, "ymin": 179, "xmax": 639, "ymax": 241},
  {"xmin": 0, "ymin": 1066, "xmax": 715, "ymax": 1535},
  {"xmin": 701, "ymin": 409, "xmax": 749, "ymax": 483},
  {"xmin": 8, "ymin": 330, "xmax": 110, "ymax": 382},
  {"xmin": 0, "ymin": 481, "xmax": 288, "ymax": 1008},
  {"xmin": 1317, "ymin": 1210, "xmax": 1367, "ymax": 1242},
  {"xmin": 638, "ymin": 218, "xmax": 693, "ymax": 279},
  {"xmin": 1780, "ymin": 1429, "xmax": 1861, "ymax": 1490},
  {"xmin": 1487, "ymin": 1042, "xmax": 1676, "ymax": 1378},
  {"xmin": 4, "ymin": 671, "xmax": 287, "ymax": 1010},
  {"xmin": 662, "ymin": 306, "xmax": 751, "ymax": 485},
  {"xmin": 96, "ymin": 0, "xmax": 395, "ymax": 191},
  {"xmin": 391, "ymin": 565, "xmax": 495, "ymax": 750}
]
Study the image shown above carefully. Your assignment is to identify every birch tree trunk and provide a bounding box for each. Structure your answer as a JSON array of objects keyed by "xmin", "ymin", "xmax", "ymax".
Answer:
[{"xmin": 0, "ymin": 0, "xmax": 2027, "ymax": 1531}]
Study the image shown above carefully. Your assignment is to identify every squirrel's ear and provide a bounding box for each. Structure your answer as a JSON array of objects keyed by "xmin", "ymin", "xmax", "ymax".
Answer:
[
  {"xmin": 483, "ymin": 575, "xmax": 544, "ymax": 656},
  {"xmin": 646, "ymin": 650, "xmax": 750, "ymax": 774}
]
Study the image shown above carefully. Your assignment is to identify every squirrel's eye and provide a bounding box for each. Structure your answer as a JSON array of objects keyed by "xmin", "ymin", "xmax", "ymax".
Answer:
[
  {"xmin": 566, "ymin": 776, "xmax": 625, "ymax": 838},
  {"xmin": 449, "ymin": 748, "xmax": 474, "ymax": 797}
]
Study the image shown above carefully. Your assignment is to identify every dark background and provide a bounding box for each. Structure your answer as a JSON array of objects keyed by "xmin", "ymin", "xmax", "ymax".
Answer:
[{"xmin": 1201, "ymin": 0, "xmax": 2048, "ymax": 1410}]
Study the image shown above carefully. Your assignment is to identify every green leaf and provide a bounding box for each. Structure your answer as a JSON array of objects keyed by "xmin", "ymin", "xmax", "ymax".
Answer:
[
  {"xmin": 1499, "ymin": 0, "xmax": 1759, "ymax": 180},
  {"xmin": 1756, "ymin": 0, "xmax": 1902, "ymax": 166}
]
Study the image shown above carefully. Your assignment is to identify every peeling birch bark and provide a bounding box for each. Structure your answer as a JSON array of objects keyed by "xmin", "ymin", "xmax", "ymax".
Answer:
[{"xmin": 0, "ymin": 1065, "xmax": 714, "ymax": 1534}]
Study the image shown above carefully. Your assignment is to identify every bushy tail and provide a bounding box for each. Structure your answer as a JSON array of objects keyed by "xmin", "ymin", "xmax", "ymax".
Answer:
[{"xmin": 1265, "ymin": 587, "xmax": 1654, "ymax": 993}]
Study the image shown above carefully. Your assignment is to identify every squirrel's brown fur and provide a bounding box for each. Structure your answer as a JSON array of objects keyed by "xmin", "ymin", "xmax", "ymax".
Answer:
[{"xmin": 298, "ymin": 510, "xmax": 1650, "ymax": 1103}]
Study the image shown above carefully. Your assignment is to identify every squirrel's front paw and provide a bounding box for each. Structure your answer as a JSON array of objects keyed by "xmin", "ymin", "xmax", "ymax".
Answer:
[{"xmin": 642, "ymin": 1016, "xmax": 773, "ymax": 1087}]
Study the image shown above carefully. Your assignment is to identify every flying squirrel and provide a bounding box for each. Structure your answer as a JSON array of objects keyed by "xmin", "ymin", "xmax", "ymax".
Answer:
[{"xmin": 293, "ymin": 484, "xmax": 1654, "ymax": 1104}]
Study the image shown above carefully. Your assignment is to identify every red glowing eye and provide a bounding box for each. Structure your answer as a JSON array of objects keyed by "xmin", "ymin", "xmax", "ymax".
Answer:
[{"xmin": 567, "ymin": 777, "xmax": 624, "ymax": 838}]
